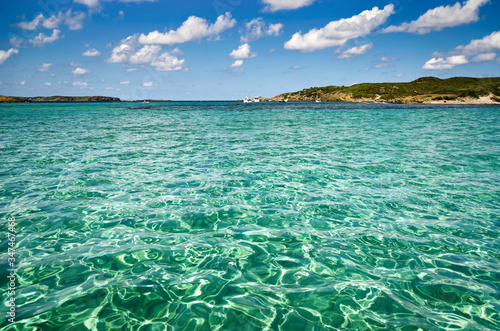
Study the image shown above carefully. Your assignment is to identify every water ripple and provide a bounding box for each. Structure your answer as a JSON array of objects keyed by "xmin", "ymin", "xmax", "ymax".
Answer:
[{"xmin": 1, "ymin": 102, "xmax": 499, "ymax": 330}]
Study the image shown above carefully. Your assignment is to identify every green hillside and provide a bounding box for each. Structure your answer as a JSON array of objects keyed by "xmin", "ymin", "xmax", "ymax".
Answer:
[{"xmin": 272, "ymin": 76, "xmax": 500, "ymax": 103}]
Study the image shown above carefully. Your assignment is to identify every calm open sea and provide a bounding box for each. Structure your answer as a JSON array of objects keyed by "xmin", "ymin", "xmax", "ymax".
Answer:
[{"xmin": 0, "ymin": 101, "xmax": 499, "ymax": 330}]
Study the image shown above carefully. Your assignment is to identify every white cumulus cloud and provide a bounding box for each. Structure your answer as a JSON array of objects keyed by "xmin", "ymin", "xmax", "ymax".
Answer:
[
  {"xmin": 284, "ymin": 4, "xmax": 394, "ymax": 52},
  {"xmin": 82, "ymin": 48, "xmax": 101, "ymax": 56},
  {"xmin": 120, "ymin": 80, "xmax": 130, "ymax": 84},
  {"xmin": 74, "ymin": 0, "xmax": 100, "ymax": 7},
  {"xmin": 74, "ymin": 0, "xmax": 155, "ymax": 8},
  {"xmin": 240, "ymin": 18, "xmax": 283, "ymax": 43},
  {"xmin": 261, "ymin": 0, "xmax": 316, "ymax": 12},
  {"xmin": 424, "ymin": 31, "xmax": 500, "ymax": 69},
  {"xmin": 9, "ymin": 37, "xmax": 23, "ymax": 48},
  {"xmin": 72, "ymin": 67, "xmax": 90, "ymax": 75},
  {"xmin": 171, "ymin": 47, "xmax": 184, "ymax": 56},
  {"xmin": 16, "ymin": 10, "xmax": 86, "ymax": 31},
  {"xmin": 64, "ymin": 11, "xmax": 86, "ymax": 30},
  {"xmin": 151, "ymin": 52, "xmax": 187, "ymax": 71},
  {"xmin": 38, "ymin": 63, "xmax": 52, "ymax": 71},
  {"xmin": 450, "ymin": 31, "xmax": 500, "ymax": 56},
  {"xmin": 72, "ymin": 81, "xmax": 88, "ymax": 87},
  {"xmin": 17, "ymin": 14, "xmax": 44, "ymax": 30},
  {"xmin": 108, "ymin": 35, "xmax": 187, "ymax": 71},
  {"xmin": 422, "ymin": 55, "xmax": 469, "ymax": 70},
  {"xmin": 336, "ymin": 43, "xmax": 373, "ymax": 59},
  {"xmin": 138, "ymin": 12, "xmax": 236, "ymax": 45},
  {"xmin": 230, "ymin": 60, "xmax": 244, "ymax": 67},
  {"xmin": 0, "ymin": 49, "xmax": 19, "ymax": 65},
  {"xmin": 130, "ymin": 45, "xmax": 162, "ymax": 64},
  {"xmin": 229, "ymin": 43, "xmax": 257, "ymax": 59},
  {"xmin": 29, "ymin": 29, "xmax": 62, "ymax": 47},
  {"xmin": 45, "ymin": 82, "xmax": 52, "ymax": 86},
  {"xmin": 42, "ymin": 14, "xmax": 61, "ymax": 29},
  {"xmin": 108, "ymin": 36, "xmax": 137, "ymax": 63},
  {"xmin": 381, "ymin": 56, "xmax": 398, "ymax": 62},
  {"xmin": 471, "ymin": 52, "xmax": 496, "ymax": 62},
  {"xmin": 383, "ymin": 0, "xmax": 489, "ymax": 34},
  {"xmin": 143, "ymin": 81, "xmax": 153, "ymax": 87}
]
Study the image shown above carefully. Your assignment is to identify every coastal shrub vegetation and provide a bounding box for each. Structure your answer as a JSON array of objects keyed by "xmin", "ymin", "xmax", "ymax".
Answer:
[{"xmin": 279, "ymin": 76, "xmax": 500, "ymax": 102}]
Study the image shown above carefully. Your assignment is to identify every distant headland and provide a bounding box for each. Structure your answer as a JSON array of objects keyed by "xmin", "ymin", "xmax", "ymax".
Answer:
[
  {"xmin": 265, "ymin": 76, "xmax": 500, "ymax": 104},
  {"xmin": 0, "ymin": 96, "xmax": 177, "ymax": 103},
  {"xmin": 0, "ymin": 95, "xmax": 121, "ymax": 103}
]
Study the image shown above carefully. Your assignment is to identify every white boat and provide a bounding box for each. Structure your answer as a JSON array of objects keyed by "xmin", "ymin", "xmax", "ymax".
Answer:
[
  {"xmin": 142, "ymin": 100, "xmax": 149, "ymax": 104},
  {"xmin": 252, "ymin": 96, "xmax": 260, "ymax": 102},
  {"xmin": 316, "ymin": 98, "xmax": 321, "ymax": 103},
  {"xmin": 243, "ymin": 97, "xmax": 252, "ymax": 103}
]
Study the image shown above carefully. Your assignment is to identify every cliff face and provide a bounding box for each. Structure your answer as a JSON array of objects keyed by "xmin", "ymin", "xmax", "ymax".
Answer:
[
  {"xmin": 0, "ymin": 95, "xmax": 121, "ymax": 103},
  {"xmin": 266, "ymin": 77, "xmax": 500, "ymax": 104}
]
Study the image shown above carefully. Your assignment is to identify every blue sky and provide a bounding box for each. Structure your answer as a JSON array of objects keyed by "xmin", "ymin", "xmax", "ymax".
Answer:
[{"xmin": 0, "ymin": 0, "xmax": 499, "ymax": 100}]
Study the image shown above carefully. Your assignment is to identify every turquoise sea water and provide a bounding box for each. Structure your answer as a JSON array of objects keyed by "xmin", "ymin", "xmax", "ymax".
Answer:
[{"xmin": 0, "ymin": 101, "xmax": 499, "ymax": 330}]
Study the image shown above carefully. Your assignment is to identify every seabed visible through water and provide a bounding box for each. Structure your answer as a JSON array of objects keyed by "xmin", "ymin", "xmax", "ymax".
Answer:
[{"xmin": 0, "ymin": 101, "xmax": 499, "ymax": 330}]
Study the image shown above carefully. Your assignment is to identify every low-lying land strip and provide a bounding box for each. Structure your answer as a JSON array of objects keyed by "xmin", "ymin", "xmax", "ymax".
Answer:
[{"xmin": 0, "ymin": 95, "xmax": 120, "ymax": 103}]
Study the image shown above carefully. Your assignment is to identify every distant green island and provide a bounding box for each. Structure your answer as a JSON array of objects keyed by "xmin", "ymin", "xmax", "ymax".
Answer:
[
  {"xmin": 266, "ymin": 76, "xmax": 500, "ymax": 104},
  {"xmin": 0, "ymin": 96, "xmax": 176, "ymax": 103},
  {"xmin": 0, "ymin": 95, "xmax": 121, "ymax": 103}
]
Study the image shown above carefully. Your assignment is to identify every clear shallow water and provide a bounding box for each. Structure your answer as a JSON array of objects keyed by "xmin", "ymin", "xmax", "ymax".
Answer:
[{"xmin": 0, "ymin": 101, "xmax": 499, "ymax": 330}]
